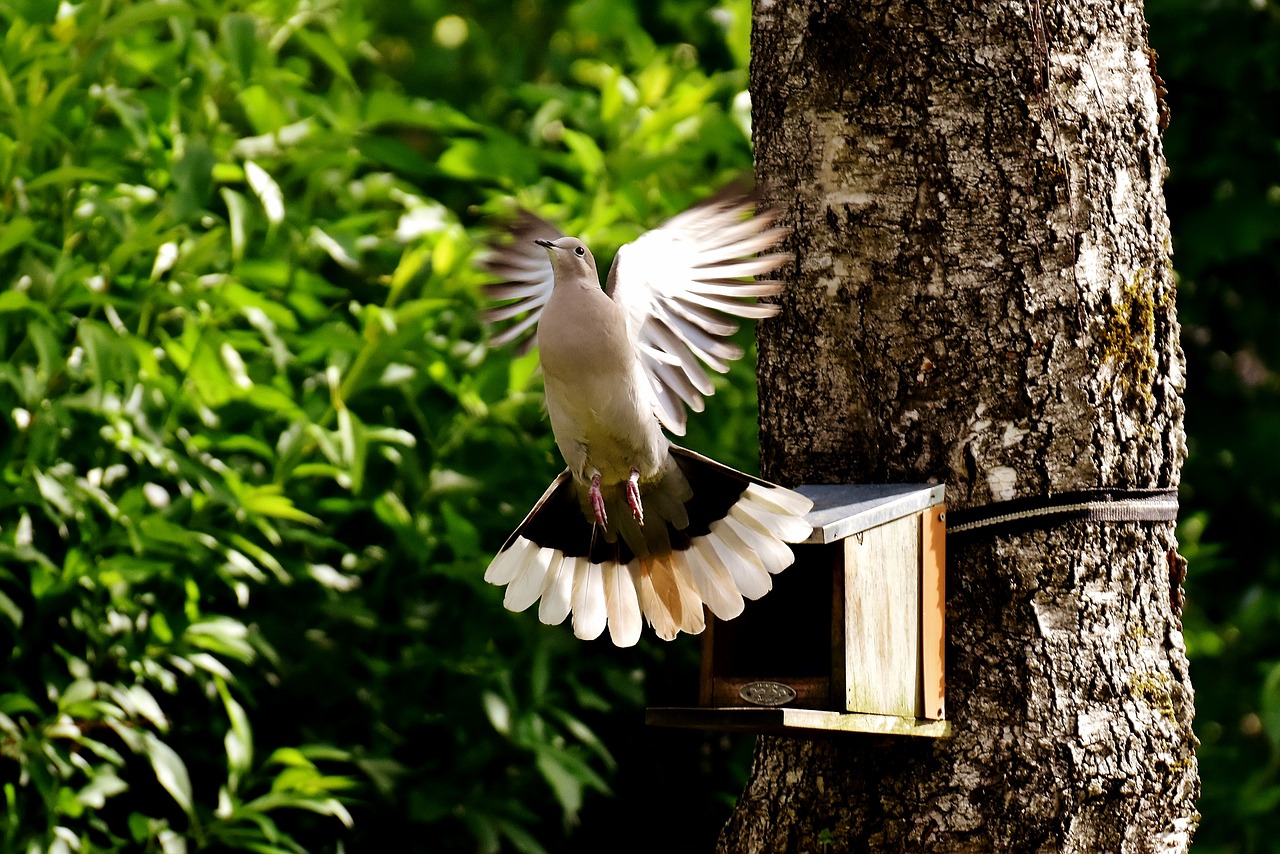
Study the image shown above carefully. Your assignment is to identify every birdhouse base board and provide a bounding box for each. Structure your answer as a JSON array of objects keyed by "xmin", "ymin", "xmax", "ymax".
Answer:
[{"xmin": 645, "ymin": 706, "xmax": 953, "ymax": 738}]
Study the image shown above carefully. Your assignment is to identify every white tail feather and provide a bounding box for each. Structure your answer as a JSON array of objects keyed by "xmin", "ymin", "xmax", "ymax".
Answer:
[
  {"xmin": 634, "ymin": 558, "xmax": 679, "ymax": 641},
  {"xmin": 571, "ymin": 561, "xmax": 607, "ymax": 640},
  {"xmin": 738, "ymin": 494, "xmax": 813, "ymax": 542},
  {"xmin": 701, "ymin": 529, "xmax": 772, "ymax": 600},
  {"xmin": 670, "ymin": 562, "xmax": 706, "ymax": 635},
  {"xmin": 711, "ymin": 518, "xmax": 788, "ymax": 591},
  {"xmin": 504, "ymin": 546, "xmax": 555, "ymax": 612},
  {"xmin": 726, "ymin": 508, "xmax": 797, "ymax": 574},
  {"xmin": 484, "ymin": 538, "xmax": 536, "ymax": 586},
  {"xmin": 684, "ymin": 542, "xmax": 745, "ymax": 620},
  {"xmin": 603, "ymin": 562, "xmax": 642, "ymax": 647},
  {"xmin": 744, "ymin": 482, "xmax": 814, "ymax": 519},
  {"xmin": 537, "ymin": 553, "xmax": 574, "ymax": 625}
]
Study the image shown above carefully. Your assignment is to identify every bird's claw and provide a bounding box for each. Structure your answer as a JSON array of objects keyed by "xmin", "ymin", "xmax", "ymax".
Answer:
[
  {"xmin": 589, "ymin": 472, "xmax": 608, "ymax": 527},
  {"xmin": 627, "ymin": 469, "xmax": 644, "ymax": 526}
]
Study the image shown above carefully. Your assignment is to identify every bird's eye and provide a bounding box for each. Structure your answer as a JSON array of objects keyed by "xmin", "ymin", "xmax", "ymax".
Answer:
[{"xmin": 574, "ymin": 246, "xmax": 585, "ymax": 257}]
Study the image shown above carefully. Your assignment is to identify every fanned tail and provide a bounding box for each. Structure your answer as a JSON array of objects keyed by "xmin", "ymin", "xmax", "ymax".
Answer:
[{"xmin": 483, "ymin": 448, "xmax": 814, "ymax": 646}]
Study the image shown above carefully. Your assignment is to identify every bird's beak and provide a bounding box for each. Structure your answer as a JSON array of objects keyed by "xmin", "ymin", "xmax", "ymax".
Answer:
[{"xmin": 534, "ymin": 238, "xmax": 555, "ymax": 249}]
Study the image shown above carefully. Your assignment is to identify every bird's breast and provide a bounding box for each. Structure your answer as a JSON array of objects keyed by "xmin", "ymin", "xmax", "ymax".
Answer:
[
  {"xmin": 537, "ymin": 288, "xmax": 664, "ymax": 481},
  {"xmin": 537, "ymin": 288, "xmax": 632, "ymax": 383}
]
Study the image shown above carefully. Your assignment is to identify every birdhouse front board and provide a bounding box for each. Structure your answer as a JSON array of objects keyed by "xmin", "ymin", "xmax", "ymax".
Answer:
[{"xmin": 646, "ymin": 483, "xmax": 950, "ymax": 738}]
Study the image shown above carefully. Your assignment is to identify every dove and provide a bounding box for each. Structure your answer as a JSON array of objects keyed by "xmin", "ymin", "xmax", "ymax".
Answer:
[{"xmin": 481, "ymin": 191, "xmax": 813, "ymax": 647}]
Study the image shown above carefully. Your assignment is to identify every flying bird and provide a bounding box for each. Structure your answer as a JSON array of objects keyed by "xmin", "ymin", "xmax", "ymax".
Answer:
[{"xmin": 481, "ymin": 191, "xmax": 813, "ymax": 647}]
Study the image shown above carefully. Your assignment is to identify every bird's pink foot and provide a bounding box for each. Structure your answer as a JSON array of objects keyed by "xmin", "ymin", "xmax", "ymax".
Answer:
[
  {"xmin": 626, "ymin": 468, "xmax": 644, "ymax": 526},
  {"xmin": 589, "ymin": 472, "xmax": 608, "ymax": 527}
]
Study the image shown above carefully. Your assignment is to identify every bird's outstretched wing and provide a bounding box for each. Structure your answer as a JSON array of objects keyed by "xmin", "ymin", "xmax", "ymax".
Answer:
[
  {"xmin": 479, "ymin": 211, "xmax": 562, "ymax": 352},
  {"xmin": 480, "ymin": 192, "xmax": 791, "ymax": 433},
  {"xmin": 605, "ymin": 192, "xmax": 791, "ymax": 436}
]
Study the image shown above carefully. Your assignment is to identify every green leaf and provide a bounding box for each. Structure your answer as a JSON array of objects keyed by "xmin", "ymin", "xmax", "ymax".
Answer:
[
  {"xmin": 362, "ymin": 90, "xmax": 481, "ymax": 133},
  {"xmin": 239, "ymin": 484, "xmax": 321, "ymax": 526},
  {"xmin": 35, "ymin": 470, "xmax": 75, "ymax": 517},
  {"xmin": 494, "ymin": 817, "xmax": 551, "ymax": 854},
  {"xmin": 185, "ymin": 616, "xmax": 256, "ymax": 661},
  {"xmin": 144, "ymin": 733, "xmax": 193, "ymax": 816},
  {"xmin": 0, "ymin": 693, "xmax": 42, "ymax": 716},
  {"xmin": 244, "ymin": 160, "xmax": 284, "ymax": 225},
  {"xmin": 0, "ymin": 217, "xmax": 35, "ymax": 259},
  {"xmin": 561, "ymin": 128, "xmax": 605, "ymax": 178},
  {"xmin": 24, "ymin": 167, "xmax": 116, "ymax": 191},
  {"xmin": 125, "ymin": 685, "xmax": 168, "ymax": 731},
  {"xmin": 0, "ymin": 590, "xmax": 22, "ymax": 629},
  {"xmin": 167, "ymin": 327, "xmax": 236, "ymax": 407},
  {"xmin": 437, "ymin": 133, "xmax": 538, "ymax": 186},
  {"xmin": 246, "ymin": 793, "xmax": 354, "ymax": 828},
  {"xmin": 222, "ymin": 14, "xmax": 259, "ymax": 82},
  {"xmin": 292, "ymin": 29, "xmax": 355, "ymax": 85},
  {"xmin": 94, "ymin": 0, "xmax": 196, "ymax": 41},
  {"xmin": 14, "ymin": 0, "xmax": 59, "ymax": 24},
  {"xmin": 218, "ymin": 679, "xmax": 254, "ymax": 790},
  {"xmin": 172, "ymin": 137, "xmax": 216, "ymax": 222},
  {"xmin": 440, "ymin": 502, "xmax": 480, "ymax": 558},
  {"xmin": 534, "ymin": 750, "xmax": 586, "ymax": 822},
  {"xmin": 77, "ymin": 773, "xmax": 128, "ymax": 810},
  {"xmin": 78, "ymin": 319, "xmax": 128, "ymax": 389},
  {"xmin": 221, "ymin": 188, "xmax": 250, "ymax": 262},
  {"xmin": 483, "ymin": 691, "xmax": 511, "ymax": 736},
  {"xmin": 336, "ymin": 406, "xmax": 368, "ymax": 493},
  {"xmin": 0, "ymin": 289, "xmax": 33, "ymax": 313},
  {"xmin": 357, "ymin": 135, "xmax": 440, "ymax": 178}
]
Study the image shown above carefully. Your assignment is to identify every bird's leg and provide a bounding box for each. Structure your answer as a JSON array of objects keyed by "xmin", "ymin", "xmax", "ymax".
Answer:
[
  {"xmin": 589, "ymin": 471, "xmax": 608, "ymax": 527},
  {"xmin": 626, "ymin": 468, "xmax": 644, "ymax": 526}
]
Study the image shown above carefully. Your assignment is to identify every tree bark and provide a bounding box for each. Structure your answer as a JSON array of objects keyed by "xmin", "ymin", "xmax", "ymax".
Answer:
[{"xmin": 725, "ymin": 0, "xmax": 1199, "ymax": 851}]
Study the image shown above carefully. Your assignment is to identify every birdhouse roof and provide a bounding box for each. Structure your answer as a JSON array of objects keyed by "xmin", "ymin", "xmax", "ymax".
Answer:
[{"xmin": 796, "ymin": 483, "xmax": 945, "ymax": 544}]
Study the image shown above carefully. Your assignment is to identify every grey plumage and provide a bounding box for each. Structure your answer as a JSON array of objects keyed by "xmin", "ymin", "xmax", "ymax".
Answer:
[{"xmin": 482, "ymin": 192, "xmax": 813, "ymax": 646}]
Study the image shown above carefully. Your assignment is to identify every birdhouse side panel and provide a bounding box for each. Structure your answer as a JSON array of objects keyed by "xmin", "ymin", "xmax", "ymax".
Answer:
[{"xmin": 921, "ymin": 504, "xmax": 947, "ymax": 719}]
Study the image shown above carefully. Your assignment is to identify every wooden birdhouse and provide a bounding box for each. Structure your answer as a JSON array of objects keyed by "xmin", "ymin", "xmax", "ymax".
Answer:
[{"xmin": 646, "ymin": 484, "xmax": 950, "ymax": 737}]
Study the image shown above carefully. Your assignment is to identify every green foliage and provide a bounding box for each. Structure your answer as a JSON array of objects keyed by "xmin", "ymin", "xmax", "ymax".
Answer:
[
  {"xmin": 0, "ymin": 0, "xmax": 756, "ymax": 851},
  {"xmin": 1148, "ymin": 0, "xmax": 1280, "ymax": 849}
]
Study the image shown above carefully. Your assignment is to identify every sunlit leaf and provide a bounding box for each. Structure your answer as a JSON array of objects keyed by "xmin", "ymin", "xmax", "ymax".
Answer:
[
  {"xmin": 143, "ymin": 733, "xmax": 193, "ymax": 816},
  {"xmin": 221, "ymin": 188, "xmax": 251, "ymax": 262},
  {"xmin": 76, "ymin": 772, "xmax": 128, "ymax": 810},
  {"xmin": 239, "ymin": 484, "xmax": 322, "ymax": 526},
  {"xmin": 0, "ymin": 589, "xmax": 23, "ymax": 628},
  {"xmin": 244, "ymin": 160, "xmax": 284, "ymax": 225}
]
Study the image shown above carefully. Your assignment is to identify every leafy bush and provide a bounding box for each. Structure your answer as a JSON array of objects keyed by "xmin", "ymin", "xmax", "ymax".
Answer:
[{"xmin": 0, "ymin": 0, "xmax": 758, "ymax": 851}]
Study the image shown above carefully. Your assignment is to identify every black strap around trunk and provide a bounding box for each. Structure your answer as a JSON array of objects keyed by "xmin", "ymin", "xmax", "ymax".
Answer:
[{"xmin": 946, "ymin": 488, "xmax": 1179, "ymax": 540}]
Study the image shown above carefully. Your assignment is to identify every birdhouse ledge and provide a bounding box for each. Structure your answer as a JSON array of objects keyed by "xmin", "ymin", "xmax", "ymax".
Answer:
[{"xmin": 646, "ymin": 483, "xmax": 951, "ymax": 738}]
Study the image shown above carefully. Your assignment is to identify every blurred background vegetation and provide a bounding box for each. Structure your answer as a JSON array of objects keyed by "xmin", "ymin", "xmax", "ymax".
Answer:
[{"xmin": 0, "ymin": 0, "xmax": 1274, "ymax": 851}]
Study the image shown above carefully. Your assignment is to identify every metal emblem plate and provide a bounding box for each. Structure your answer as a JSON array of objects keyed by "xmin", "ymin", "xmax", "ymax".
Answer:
[{"xmin": 738, "ymin": 680, "xmax": 797, "ymax": 707}]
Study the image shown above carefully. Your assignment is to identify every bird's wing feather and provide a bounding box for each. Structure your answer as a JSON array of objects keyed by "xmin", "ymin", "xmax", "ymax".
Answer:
[
  {"xmin": 479, "ymin": 211, "xmax": 562, "ymax": 352},
  {"xmin": 605, "ymin": 192, "xmax": 790, "ymax": 435}
]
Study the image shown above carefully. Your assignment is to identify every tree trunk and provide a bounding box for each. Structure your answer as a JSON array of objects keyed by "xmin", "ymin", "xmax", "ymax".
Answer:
[{"xmin": 725, "ymin": 0, "xmax": 1199, "ymax": 850}]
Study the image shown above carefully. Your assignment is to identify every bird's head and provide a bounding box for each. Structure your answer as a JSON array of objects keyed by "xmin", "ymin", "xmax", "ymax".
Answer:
[{"xmin": 535, "ymin": 237, "xmax": 597, "ymax": 285}]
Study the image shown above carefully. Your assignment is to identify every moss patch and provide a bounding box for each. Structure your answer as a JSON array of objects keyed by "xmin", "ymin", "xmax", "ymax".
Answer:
[
  {"xmin": 1130, "ymin": 671, "xmax": 1176, "ymax": 720},
  {"xmin": 1097, "ymin": 268, "xmax": 1170, "ymax": 403}
]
